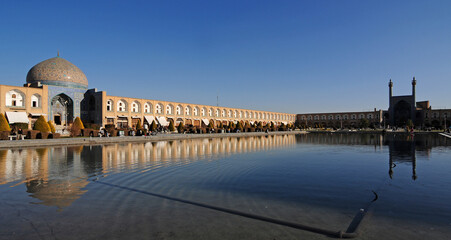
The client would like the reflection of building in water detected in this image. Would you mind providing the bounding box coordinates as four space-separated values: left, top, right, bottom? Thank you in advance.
385 134 418 180
101 135 296 172
0 135 296 208
0 146 89 210
295 133 384 147
296 133 451 180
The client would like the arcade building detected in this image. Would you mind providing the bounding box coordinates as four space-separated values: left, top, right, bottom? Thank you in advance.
0 55 296 133
296 78 450 129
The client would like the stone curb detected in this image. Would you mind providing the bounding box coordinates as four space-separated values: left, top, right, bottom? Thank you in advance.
0 131 305 149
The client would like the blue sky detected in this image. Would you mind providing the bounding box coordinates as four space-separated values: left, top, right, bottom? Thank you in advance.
1 0 450 113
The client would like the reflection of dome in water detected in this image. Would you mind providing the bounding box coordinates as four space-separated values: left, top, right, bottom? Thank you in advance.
26 179 88 209
26 56 88 89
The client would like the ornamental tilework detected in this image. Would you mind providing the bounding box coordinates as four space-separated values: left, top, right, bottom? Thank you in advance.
47 86 87 121
26 57 88 89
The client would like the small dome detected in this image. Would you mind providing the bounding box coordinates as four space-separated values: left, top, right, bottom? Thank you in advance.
26 56 88 89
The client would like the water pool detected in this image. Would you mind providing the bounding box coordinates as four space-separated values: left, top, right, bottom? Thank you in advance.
0 133 450 239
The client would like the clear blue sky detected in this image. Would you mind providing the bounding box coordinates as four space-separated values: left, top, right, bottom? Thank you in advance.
1 0 450 113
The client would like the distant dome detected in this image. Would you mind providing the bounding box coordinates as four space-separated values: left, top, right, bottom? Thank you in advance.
26 56 88 89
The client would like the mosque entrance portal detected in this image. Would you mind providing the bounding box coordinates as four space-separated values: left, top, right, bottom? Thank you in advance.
51 94 73 126
393 100 411 127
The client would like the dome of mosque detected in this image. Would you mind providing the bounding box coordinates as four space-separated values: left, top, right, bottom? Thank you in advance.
26 56 88 89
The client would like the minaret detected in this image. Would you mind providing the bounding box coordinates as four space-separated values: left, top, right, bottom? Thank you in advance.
389 79 393 101
388 79 393 126
411 77 417 124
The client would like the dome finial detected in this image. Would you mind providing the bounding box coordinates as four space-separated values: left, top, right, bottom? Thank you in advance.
57 50 60 57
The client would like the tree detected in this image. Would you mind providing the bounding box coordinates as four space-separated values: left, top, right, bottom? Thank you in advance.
73 117 85 129
236 121 243 131
150 120 157 131
0 113 11 132
406 119 414 129
218 122 224 129
48 120 56 133
168 120 175 132
359 118 369 129
136 119 143 130
33 116 51 132
207 122 213 129
177 122 185 133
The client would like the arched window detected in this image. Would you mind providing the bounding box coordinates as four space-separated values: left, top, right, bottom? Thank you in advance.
117 100 127 112
228 110 232 118
185 106 191 116
308 115 312 120
245 112 248 118
208 108 213 117
6 90 25 107
367 114 373 119
176 105 182 115
314 115 319 120
249 112 253 119
222 109 226 117
193 107 199 116
31 94 41 108
336 115 341 120
215 109 219 117
131 101 140 113
201 108 206 117
351 114 356 120
239 111 243 118
359 114 364 119
166 104 174 115
107 100 113 111
258 113 261 119
343 115 348 120
156 103 163 114
329 115 333 120
144 102 152 113
234 110 237 118
321 115 326 120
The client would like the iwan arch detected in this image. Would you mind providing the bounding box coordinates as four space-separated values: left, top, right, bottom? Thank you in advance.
0 55 295 131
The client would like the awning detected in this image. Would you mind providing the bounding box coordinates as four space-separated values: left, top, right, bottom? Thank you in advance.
30 113 47 117
282 121 288 125
202 119 210 126
250 121 254 125
6 112 29 124
105 116 115 119
131 116 141 119
144 115 156 124
157 116 169 127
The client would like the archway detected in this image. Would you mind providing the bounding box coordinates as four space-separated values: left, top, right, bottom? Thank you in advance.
51 94 73 126
393 100 411 127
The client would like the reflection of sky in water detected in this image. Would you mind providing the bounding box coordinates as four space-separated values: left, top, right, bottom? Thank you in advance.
0 133 451 239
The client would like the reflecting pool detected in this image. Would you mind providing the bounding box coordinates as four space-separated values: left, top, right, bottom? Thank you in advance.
0 133 450 239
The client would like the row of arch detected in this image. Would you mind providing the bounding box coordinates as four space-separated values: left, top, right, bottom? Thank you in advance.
5 89 42 108
299 113 379 121
107 99 295 121
425 112 449 119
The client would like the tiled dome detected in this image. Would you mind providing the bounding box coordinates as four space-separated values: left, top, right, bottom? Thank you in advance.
26 56 88 89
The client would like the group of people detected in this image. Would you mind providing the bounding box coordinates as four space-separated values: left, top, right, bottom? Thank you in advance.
9 127 24 140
